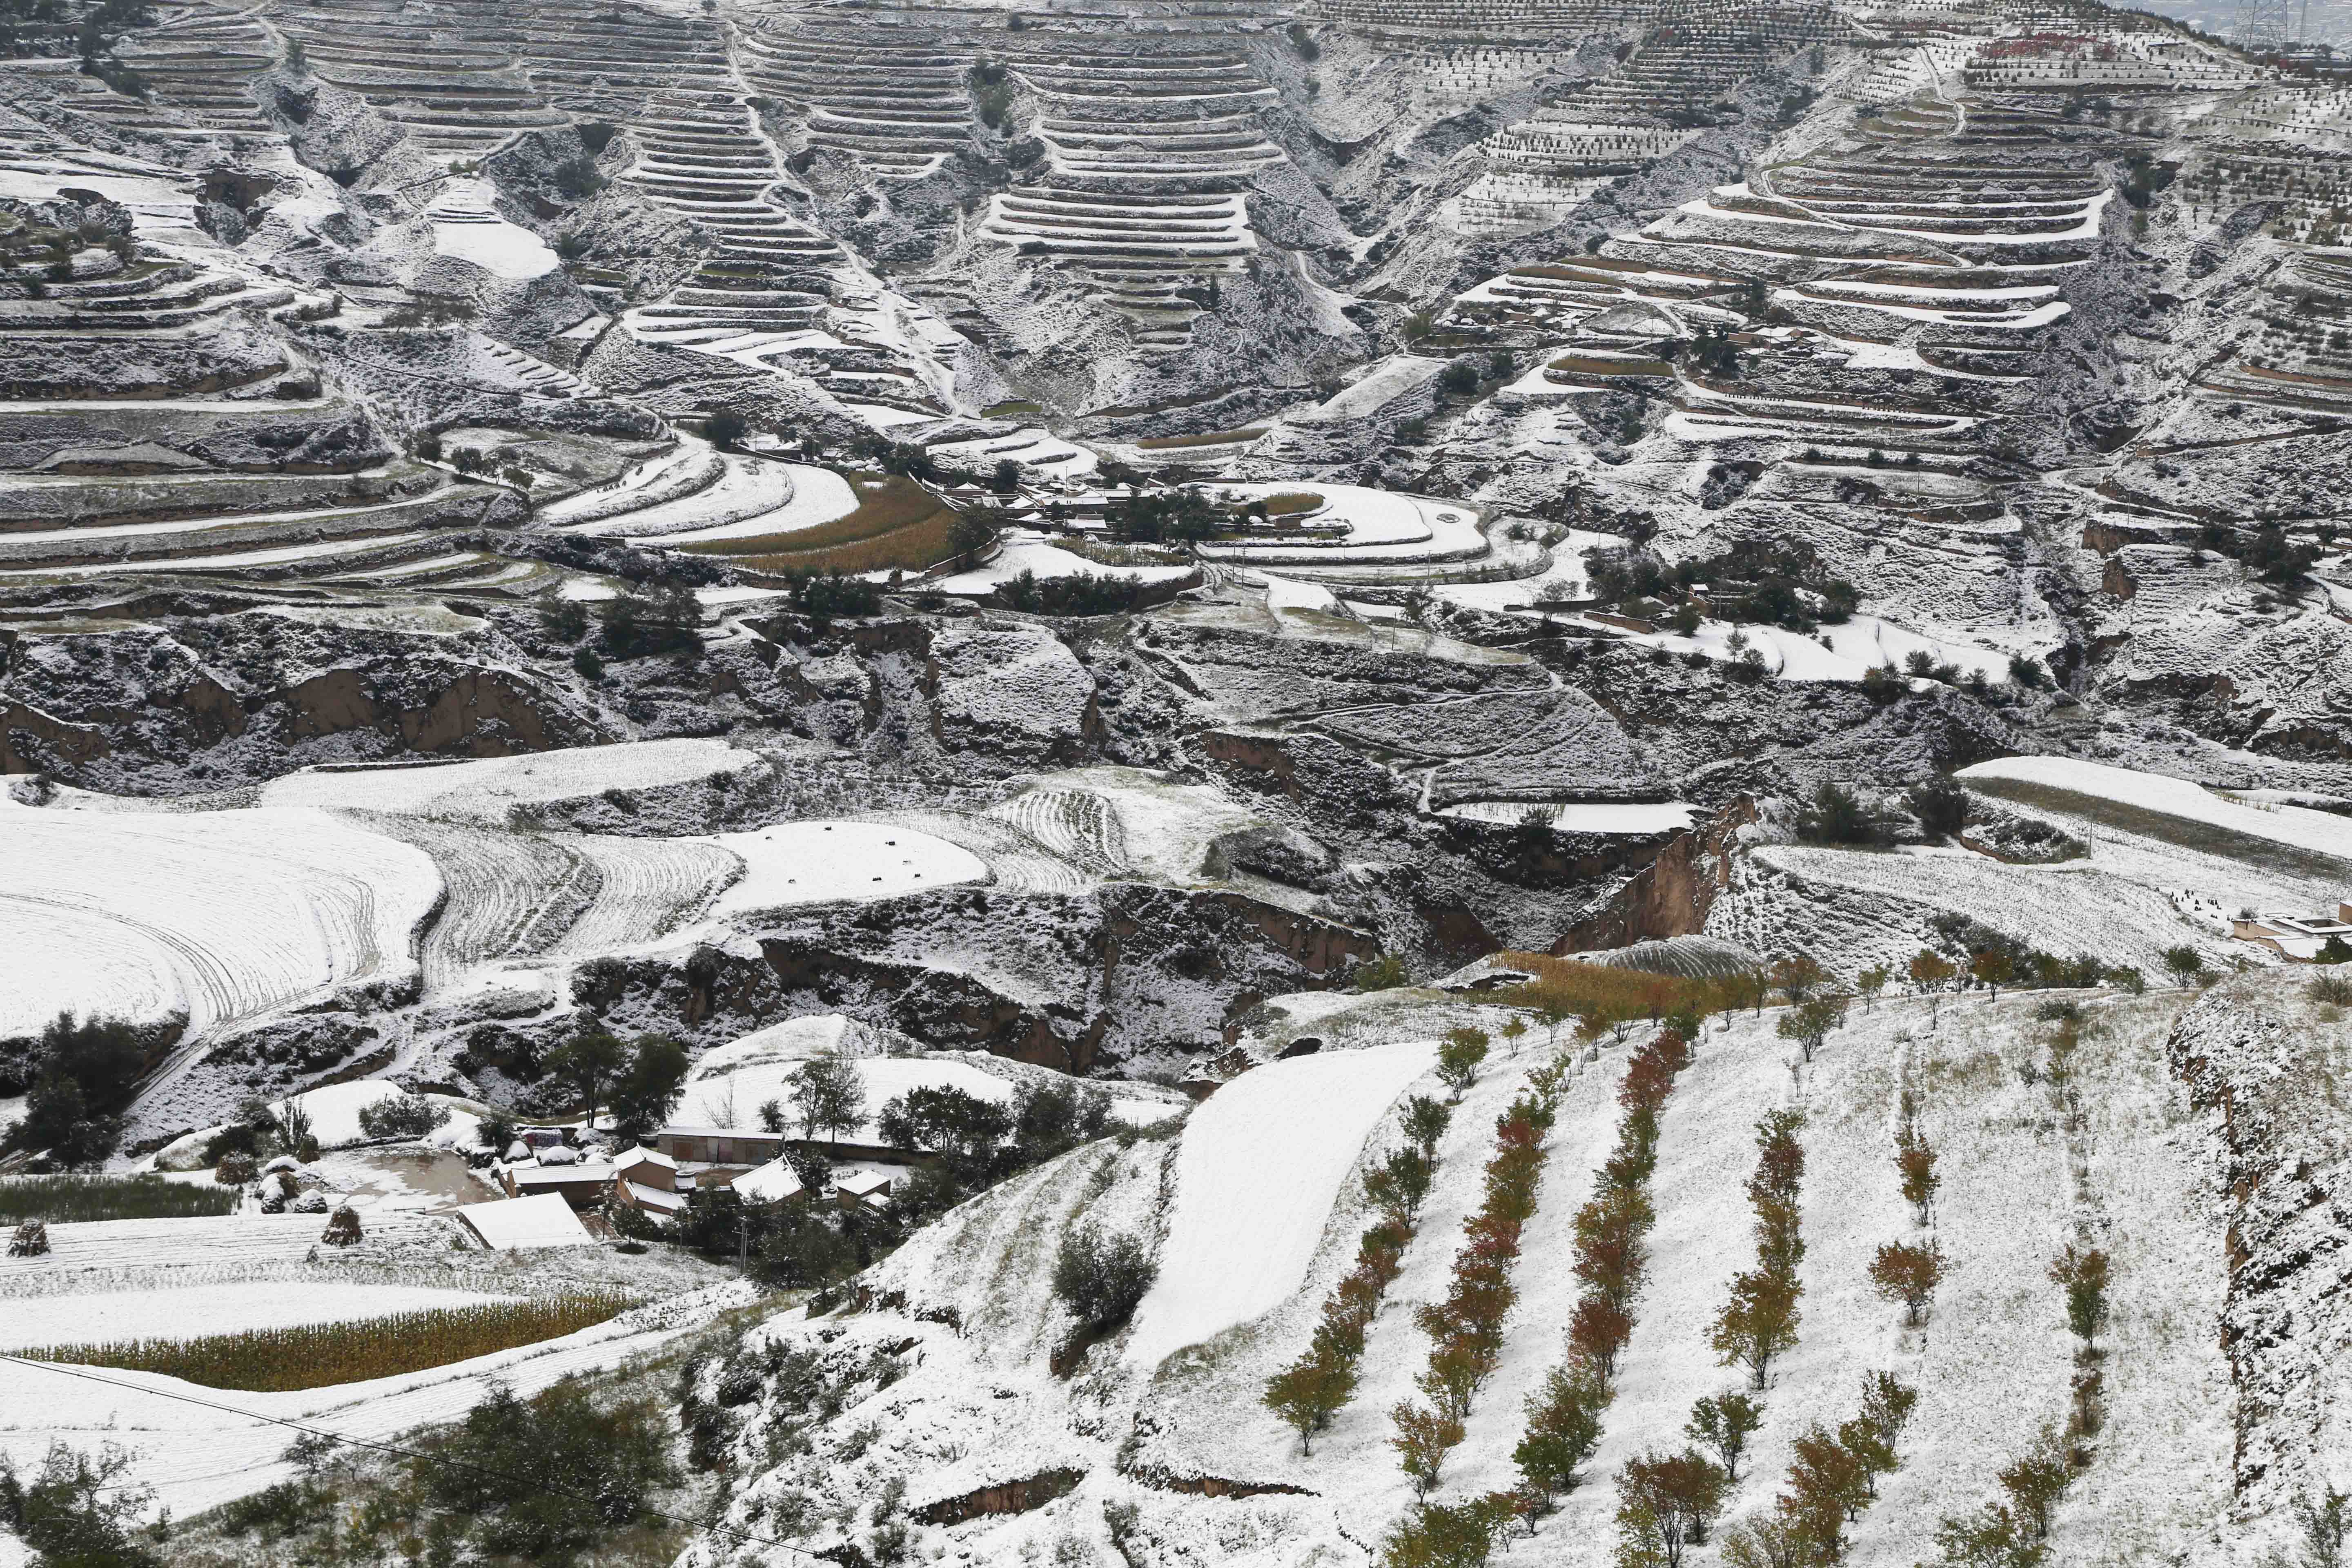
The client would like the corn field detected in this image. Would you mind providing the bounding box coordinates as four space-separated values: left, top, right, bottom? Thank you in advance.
17 1290 637 1392
0 1175 241 1225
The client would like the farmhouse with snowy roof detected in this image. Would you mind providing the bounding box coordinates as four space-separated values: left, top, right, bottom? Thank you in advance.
500 1152 619 1208
610 1145 690 1219
2231 908 2352 962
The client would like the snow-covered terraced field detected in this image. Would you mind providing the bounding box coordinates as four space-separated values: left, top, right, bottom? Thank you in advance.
549 835 741 954
862 808 1095 895
0 1279 755 1521
261 740 762 824
1196 486 1487 567
0 799 440 1042
987 787 1133 875
0 1281 519 1350
1441 800 1697 833
1724 844 2238 976
0 1212 450 1279
1125 1039 1436 1370
1007 767 1268 887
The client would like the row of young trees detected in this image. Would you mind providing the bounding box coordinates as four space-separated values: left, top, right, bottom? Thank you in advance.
1381 1022 1696 1566
1710 1110 1808 1391
1263 1090 1454 1452
1553 1027 1700 1563
1930 1004 2117 1566
1718 1371 1921 1566
1385 1042 1575 1544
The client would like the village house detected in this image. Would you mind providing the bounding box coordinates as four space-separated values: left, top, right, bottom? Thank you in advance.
609 1145 691 1220
2231 902 2352 962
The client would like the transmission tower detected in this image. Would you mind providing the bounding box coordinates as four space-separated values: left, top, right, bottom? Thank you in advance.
2234 0 2296 50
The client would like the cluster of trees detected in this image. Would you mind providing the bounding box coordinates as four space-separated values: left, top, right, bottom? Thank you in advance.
1710 1110 1807 1389
0 1013 150 1167
1931 1427 2081 1566
1719 1372 1919 1565
1264 1091 1452 1452
993 568 1163 618
657 1069 1128 1291
2198 519 2322 586
538 583 702 666
545 1031 690 1142
1051 1223 1157 1336
356 1091 450 1143
199 1379 674 1566
1583 538 1859 634
0 1441 164 1568
1107 488 1230 546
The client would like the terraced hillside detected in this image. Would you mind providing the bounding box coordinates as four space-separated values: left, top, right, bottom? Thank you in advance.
672 965 2347 1568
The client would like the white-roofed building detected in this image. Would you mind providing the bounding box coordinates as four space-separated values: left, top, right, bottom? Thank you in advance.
455 1193 595 1250
732 1157 809 1206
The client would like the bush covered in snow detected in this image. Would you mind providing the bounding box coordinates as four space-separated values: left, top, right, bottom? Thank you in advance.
356 1092 451 1142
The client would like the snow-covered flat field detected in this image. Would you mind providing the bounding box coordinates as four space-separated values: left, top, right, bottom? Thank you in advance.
1125 1040 1436 1370
258 739 761 823
706 821 990 915
1441 800 1697 833
0 1281 518 1350
1959 755 2352 864
934 532 1196 597
0 798 440 1042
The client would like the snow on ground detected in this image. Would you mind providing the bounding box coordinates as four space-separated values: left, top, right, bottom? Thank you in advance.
1430 527 1619 613
269 1082 487 1153
1606 613 2018 683
0 797 439 1042
1959 755 2352 864
1125 1040 1437 1370
428 181 558 278
1291 354 1446 423
998 766 1268 888
258 739 761 823
679 1054 1014 1136
1257 572 1347 616
0 1281 518 1350
1197 486 1486 565
679 1015 1182 1133
1718 844 2241 978
0 1213 451 1278
647 464 858 544
1440 800 1697 833
932 531 1196 597
0 1279 755 1521
705 821 989 916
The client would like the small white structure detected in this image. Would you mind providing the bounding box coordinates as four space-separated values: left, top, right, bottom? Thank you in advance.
454 1193 595 1250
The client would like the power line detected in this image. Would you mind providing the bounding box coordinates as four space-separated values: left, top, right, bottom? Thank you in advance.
0 1354 821 1561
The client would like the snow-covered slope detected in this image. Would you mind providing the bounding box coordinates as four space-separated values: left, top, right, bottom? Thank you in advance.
677 971 2318 1568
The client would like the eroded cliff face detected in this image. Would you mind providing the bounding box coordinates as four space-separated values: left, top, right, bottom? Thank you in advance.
2167 976 2352 1528
0 610 609 792
1551 796 1757 952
